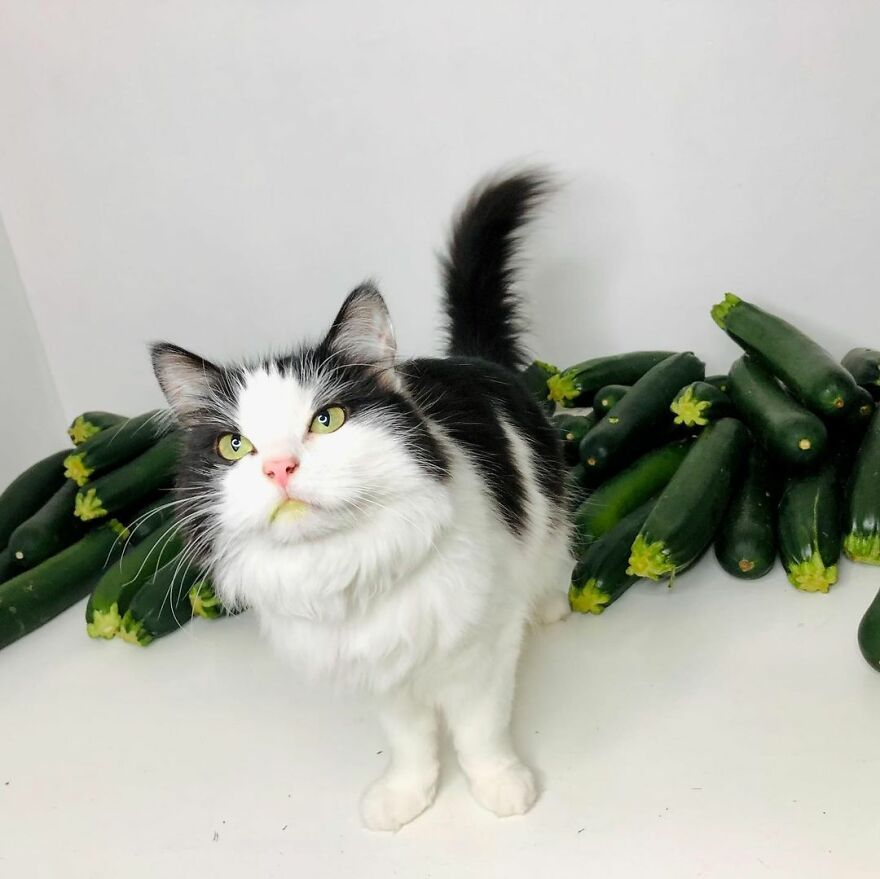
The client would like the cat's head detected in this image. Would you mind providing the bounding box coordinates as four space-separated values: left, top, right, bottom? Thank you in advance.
151 284 447 595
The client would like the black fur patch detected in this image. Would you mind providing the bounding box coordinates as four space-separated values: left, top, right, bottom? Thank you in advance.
402 357 564 535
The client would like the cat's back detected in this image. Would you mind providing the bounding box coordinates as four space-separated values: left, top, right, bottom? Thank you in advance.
401 356 565 536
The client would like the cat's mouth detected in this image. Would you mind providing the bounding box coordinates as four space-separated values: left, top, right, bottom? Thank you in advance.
269 498 310 523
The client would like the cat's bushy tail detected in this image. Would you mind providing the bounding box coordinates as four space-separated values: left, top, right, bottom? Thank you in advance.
440 169 552 371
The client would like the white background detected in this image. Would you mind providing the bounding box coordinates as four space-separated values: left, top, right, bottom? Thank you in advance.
1 2 879 877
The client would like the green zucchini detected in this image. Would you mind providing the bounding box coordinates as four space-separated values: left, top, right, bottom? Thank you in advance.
0 523 123 651
8 482 87 569
74 433 181 522
670 381 733 429
553 412 598 464
189 580 232 619
843 409 880 564
714 448 777 579
705 374 730 394
627 418 750 580
727 356 827 468
0 548 15 585
548 351 676 407
0 449 69 548
858 586 880 672
67 411 126 446
778 463 841 593
63 410 168 486
842 348 880 400
573 441 690 553
85 506 180 639
847 386 876 430
520 360 558 403
579 353 705 478
569 499 654 614
592 385 630 417
712 293 861 418
118 556 199 646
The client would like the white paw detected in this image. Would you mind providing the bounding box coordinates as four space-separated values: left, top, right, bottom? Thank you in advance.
536 590 570 625
469 762 537 817
360 775 437 832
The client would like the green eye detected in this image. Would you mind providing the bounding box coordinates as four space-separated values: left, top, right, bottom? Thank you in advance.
310 406 346 434
217 433 255 461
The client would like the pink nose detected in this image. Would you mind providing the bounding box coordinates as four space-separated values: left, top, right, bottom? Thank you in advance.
262 456 299 490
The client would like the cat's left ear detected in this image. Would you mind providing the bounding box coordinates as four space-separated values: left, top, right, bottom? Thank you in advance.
325 283 400 389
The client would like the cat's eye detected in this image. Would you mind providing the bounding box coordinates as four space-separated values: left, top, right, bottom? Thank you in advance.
217 433 255 461
309 406 346 435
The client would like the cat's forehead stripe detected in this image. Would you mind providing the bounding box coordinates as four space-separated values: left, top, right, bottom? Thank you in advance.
235 367 318 451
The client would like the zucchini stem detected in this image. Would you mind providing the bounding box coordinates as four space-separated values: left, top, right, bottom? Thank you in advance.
547 372 580 404
710 292 741 329
86 603 122 639
63 453 94 487
627 535 675 580
568 580 611 615
844 533 880 565
74 488 108 522
786 552 838 593
670 385 711 427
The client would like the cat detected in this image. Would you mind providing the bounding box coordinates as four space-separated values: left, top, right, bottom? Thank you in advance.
151 170 573 832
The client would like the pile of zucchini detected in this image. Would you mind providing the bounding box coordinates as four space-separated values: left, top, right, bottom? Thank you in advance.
0 411 232 652
532 294 880 673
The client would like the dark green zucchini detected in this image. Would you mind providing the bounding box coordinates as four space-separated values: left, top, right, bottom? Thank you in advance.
592 385 630 417
569 499 654 614
0 449 69 548
778 463 841 592
520 360 558 403
670 381 733 429
712 293 861 418
858 586 880 672
847 386 876 431
842 348 880 400
74 434 181 522
727 355 827 468
85 504 180 639
627 418 750 580
8 482 87 569
0 548 15 585
572 441 690 553
579 353 705 478
0 524 122 651
705 374 730 394
63 410 168 486
67 411 126 446
554 412 598 464
118 556 199 646
843 409 880 564
548 351 676 407
714 448 777 579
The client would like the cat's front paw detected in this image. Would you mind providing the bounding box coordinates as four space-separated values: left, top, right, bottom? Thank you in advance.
360 774 438 832
469 762 537 817
535 589 570 625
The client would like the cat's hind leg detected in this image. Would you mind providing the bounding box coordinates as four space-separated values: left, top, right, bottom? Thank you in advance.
532 530 573 625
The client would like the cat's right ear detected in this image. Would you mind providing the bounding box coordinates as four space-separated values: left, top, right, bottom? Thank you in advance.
151 342 222 423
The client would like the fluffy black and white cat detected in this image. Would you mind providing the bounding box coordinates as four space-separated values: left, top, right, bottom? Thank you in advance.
151 171 573 831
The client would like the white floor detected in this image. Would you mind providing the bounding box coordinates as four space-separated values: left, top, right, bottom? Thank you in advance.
1 556 878 879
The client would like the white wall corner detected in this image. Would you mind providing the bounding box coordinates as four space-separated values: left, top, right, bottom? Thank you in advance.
0 211 68 485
